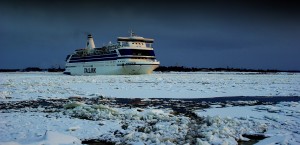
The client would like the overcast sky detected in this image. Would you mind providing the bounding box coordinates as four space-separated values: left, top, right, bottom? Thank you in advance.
0 0 299 70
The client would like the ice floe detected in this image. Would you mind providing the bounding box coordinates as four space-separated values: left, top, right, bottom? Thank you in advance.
195 101 300 145
3 100 297 144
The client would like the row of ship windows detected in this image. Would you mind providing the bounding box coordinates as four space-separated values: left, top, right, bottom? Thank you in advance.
132 42 144 45
120 42 152 48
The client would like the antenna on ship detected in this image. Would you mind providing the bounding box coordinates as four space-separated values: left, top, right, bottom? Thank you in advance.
129 30 136 37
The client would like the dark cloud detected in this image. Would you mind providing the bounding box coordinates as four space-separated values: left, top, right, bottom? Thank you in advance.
0 0 299 70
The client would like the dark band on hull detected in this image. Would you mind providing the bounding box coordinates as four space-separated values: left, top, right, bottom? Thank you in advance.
68 56 156 63
63 72 71 75
69 57 117 63
117 39 153 43
71 54 118 60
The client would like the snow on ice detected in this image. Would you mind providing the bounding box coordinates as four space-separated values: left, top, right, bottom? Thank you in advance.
0 72 300 100
196 101 300 145
0 102 265 145
1 72 300 144
1 100 299 145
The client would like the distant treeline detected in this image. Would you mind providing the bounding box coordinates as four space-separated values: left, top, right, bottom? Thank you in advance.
154 66 300 73
0 67 65 72
0 66 299 73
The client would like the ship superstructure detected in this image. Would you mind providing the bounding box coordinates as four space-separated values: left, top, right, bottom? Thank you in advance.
64 32 160 75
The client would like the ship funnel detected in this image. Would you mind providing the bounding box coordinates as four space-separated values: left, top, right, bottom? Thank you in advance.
86 34 96 49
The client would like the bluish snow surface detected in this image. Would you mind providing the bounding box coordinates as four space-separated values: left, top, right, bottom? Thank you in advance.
1 72 300 100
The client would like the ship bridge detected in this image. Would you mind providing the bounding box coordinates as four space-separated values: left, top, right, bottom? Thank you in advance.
117 32 154 48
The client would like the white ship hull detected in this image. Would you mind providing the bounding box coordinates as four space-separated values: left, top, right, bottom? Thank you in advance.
64 59 159 75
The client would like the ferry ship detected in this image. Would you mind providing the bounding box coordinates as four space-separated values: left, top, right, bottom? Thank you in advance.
64 32 160 75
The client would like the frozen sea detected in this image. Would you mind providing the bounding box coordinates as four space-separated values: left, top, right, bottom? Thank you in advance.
0 72 300 145
1 72 300 100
